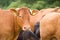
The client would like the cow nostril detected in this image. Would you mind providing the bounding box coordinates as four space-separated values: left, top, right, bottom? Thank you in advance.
23 26 31 31
19 16 21 17
24 27 26 29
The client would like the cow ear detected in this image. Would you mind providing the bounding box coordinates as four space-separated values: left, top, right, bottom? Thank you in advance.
32 10 37 16
32 12 36 16
10 8 19 16
32 10 39 16
30 9 36 15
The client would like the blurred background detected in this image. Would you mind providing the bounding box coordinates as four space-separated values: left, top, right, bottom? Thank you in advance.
0 0 60 10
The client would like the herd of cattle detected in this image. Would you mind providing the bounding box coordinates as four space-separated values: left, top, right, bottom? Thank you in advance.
0 7 60 40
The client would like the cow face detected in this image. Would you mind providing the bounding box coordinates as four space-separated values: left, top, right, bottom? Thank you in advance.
10 7 32 31
18 7 31 30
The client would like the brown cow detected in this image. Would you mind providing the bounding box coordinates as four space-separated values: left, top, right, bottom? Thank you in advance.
40 12 60 40
10 7 40 40
0 8 23 40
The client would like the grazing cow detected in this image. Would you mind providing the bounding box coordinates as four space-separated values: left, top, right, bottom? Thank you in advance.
40 12 60 40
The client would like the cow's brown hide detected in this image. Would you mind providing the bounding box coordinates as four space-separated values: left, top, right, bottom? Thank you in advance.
0 9 22 40
0 9 15 40
40 12 60 40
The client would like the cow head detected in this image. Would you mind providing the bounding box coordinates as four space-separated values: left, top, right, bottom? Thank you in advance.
17 7 40 40
10 7 32 31
10 7 40 40
17 7 31 30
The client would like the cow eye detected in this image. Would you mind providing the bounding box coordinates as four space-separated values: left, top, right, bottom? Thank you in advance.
19 16 23 19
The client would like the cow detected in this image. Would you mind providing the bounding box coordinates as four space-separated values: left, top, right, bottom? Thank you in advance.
0 8 23 40
40 12 60 40
10 8 39 40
